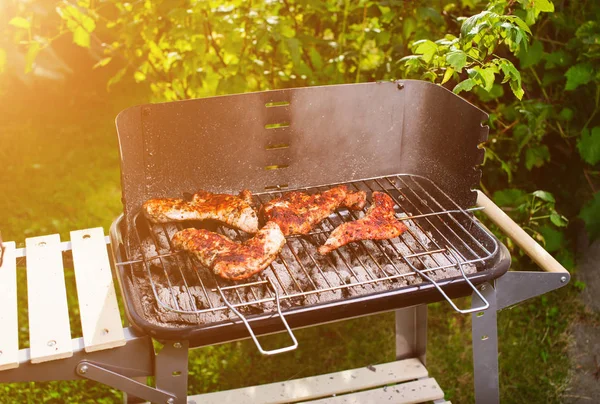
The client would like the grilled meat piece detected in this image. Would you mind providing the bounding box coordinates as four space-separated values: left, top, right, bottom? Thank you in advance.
143 190 259 233
260 185 367 236
318 192 407 254
171 222 285 280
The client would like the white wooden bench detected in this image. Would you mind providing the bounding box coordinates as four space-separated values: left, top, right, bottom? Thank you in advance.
188 358 447 404
0 227 449 404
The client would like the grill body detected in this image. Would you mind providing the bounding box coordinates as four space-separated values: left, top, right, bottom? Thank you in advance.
109 80 509 345
110 214 509 345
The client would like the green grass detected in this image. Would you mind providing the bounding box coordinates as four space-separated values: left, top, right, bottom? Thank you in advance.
0 89 584 403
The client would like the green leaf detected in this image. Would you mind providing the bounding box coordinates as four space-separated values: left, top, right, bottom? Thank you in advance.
308 47 323 70
401 55 422 73
577 127 600 165
421 70 437 82
579 191 600 240
461 11 498 38
446 51 467 72
473 66 496 92
25 42 41 73
498 59 523 99
285 38 302 66
413 40 437 63
565 63 594 91
376 31 391 47
73 26 91 48
506 15 532 35
525 145 550 170
509 79 524 99
498 60 517 81
280 23 295 38
493 189 527 207
134 71 146 83
576 21 600 40
544 50 571 69
93 57 112 69
475 83 504 102
57 4 96 49
532 190 555 203
533 0 555 13
518 40 543 69
107 67 127 90
9 17 31 29
402 17 417 40
550 212 568 227
558 108 574 122
453 78 477 94
442 67 454 84
538 226 563 253
216 74 247 95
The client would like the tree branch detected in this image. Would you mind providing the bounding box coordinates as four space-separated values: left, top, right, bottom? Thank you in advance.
584 169 597 193
203 10 227 68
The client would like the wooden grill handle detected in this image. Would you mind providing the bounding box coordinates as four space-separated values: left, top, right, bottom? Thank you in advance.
476 190 569 274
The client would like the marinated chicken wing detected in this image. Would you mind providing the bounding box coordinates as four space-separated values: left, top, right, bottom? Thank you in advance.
143 190 259 234
260 185 367 236
171 222 285 280
318 192 407 254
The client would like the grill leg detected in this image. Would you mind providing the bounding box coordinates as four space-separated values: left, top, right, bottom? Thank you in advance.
395 305 427 364
154 340 189 404
471 282 499 404
121 317 151 404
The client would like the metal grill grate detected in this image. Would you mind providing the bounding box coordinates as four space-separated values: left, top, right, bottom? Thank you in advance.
117 174 498 319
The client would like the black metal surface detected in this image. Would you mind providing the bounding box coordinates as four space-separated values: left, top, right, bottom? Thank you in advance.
115 81 487 242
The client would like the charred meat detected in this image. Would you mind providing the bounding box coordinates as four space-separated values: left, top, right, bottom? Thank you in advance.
318 192 407 254
143 190 259 234
260 185 367 236
171 222 285 280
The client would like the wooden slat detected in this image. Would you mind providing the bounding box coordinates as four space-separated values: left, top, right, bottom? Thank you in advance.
306 378 444 404
189 358 429 404
0 242 19 371
71 228 125 352
26 234 73 363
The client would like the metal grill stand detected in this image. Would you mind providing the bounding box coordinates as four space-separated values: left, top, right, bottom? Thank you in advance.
0 273 568 404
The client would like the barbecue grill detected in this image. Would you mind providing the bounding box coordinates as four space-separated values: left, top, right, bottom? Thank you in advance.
0 80 570 403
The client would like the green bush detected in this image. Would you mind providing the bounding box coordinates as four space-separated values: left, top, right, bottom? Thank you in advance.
5 0 598 256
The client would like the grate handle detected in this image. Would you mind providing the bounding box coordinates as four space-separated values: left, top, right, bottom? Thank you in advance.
216 278 298 355
404 248 489 314
476 191 569 274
